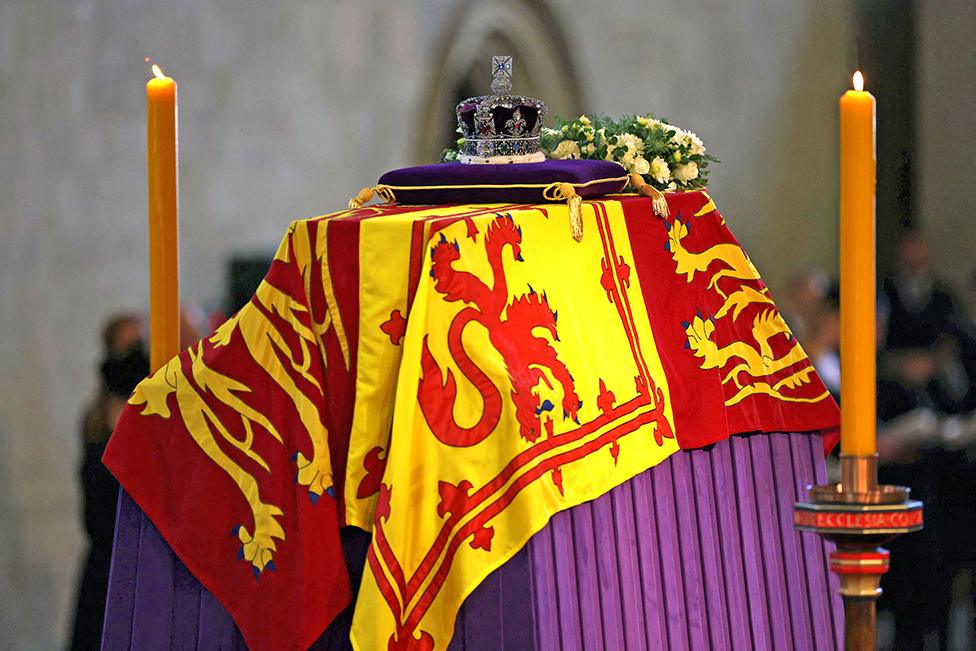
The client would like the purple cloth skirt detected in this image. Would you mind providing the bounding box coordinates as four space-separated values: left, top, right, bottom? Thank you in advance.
102 432 842 650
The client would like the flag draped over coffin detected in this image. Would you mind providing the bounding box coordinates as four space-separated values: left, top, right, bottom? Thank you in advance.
104 191 839 651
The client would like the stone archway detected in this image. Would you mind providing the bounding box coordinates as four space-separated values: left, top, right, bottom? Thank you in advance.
414 0 585 163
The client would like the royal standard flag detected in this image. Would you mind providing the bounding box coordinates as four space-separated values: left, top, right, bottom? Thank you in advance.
105 191 838 651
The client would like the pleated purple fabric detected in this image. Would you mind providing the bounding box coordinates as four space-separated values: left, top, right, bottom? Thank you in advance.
102 432 842 650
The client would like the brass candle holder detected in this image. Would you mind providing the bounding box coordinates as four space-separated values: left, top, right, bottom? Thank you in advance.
794 454 923 650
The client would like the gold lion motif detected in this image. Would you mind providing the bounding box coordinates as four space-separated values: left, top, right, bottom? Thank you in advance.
128 222 337 574
666 206 828 406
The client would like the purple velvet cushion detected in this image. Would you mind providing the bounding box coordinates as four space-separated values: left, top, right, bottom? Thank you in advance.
377 159 628 205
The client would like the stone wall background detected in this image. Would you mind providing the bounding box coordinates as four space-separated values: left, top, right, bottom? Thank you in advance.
917 0 976 291
1 1 966 648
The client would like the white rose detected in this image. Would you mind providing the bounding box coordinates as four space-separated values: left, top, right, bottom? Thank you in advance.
649 156 671 184
666 181 677 191
673 161 699 183
552 140 581 160
631 156 650 175
616 133 644 154
583 143 596 156
669 128 688 146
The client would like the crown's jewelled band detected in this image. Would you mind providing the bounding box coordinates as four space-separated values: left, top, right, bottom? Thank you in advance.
462 135 541 158
459 152 546 165
464 136 540 143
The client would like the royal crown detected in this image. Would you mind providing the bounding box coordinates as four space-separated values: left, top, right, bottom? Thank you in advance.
456 56 548 163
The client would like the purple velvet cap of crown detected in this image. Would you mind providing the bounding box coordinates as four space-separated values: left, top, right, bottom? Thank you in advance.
378 159 628 205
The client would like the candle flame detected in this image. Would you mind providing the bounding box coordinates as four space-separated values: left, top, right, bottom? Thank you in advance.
853 70 864 92
152 64 166 80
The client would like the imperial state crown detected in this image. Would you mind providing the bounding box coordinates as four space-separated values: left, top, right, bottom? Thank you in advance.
456 55 547 163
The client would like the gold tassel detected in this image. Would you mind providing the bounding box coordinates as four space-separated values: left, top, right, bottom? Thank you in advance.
568 194 583 242
629 174 669 218
544 182 585 242
348 187 374 209
348 185 396 209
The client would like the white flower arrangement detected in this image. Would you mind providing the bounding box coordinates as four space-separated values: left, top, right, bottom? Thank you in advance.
542 114 716 191
442 113 716 192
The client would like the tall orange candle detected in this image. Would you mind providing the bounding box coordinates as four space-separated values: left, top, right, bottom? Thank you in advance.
146 64 180 372
839 71 877 457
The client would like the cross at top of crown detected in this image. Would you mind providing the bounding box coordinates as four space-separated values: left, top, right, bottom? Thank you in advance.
490 55 513 95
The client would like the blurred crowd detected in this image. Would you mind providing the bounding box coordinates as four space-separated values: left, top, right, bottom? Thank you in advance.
783 231 976 650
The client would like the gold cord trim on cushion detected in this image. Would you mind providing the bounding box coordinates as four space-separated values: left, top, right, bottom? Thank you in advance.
374 186 396 204
628 174 670 218
346 175 631 242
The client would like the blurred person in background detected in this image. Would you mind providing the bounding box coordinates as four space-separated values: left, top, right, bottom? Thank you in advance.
877 230 973 650
801 290 841 401
68 308 204 648
68 314 149 650
877 347 958 649
883 230 961 350
943 266 976 648
68 307 203 649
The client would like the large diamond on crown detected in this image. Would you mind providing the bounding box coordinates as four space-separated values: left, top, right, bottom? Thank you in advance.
456 56 548 163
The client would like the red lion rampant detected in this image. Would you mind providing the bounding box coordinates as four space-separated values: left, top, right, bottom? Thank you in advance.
418 213 580 447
